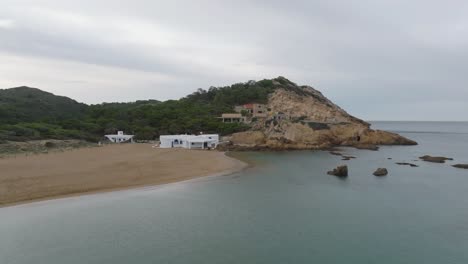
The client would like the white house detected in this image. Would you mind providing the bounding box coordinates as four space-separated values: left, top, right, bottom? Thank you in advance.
159 134 219 149
105 131 134 143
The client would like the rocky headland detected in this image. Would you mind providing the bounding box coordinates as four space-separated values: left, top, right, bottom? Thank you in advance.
220 77 417 151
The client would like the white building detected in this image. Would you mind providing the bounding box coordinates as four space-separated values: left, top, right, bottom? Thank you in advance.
159 134 219 149
105 131 134 143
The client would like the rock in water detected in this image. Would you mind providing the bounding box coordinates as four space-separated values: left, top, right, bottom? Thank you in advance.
373 168 388 176
396 162 419 167
419 155 453 163
354 144 379 151
453 164 468 169
327 165 348 177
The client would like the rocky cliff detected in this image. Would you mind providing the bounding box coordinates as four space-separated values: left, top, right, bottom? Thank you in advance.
223 77 416 150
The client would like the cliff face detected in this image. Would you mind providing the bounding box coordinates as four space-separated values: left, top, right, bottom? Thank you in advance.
226 78 416 150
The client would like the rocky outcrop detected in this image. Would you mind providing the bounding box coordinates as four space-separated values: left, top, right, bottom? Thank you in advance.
227 77 416 150
230 131 266 146
342 155 356 161
396 162 419 167
373 168 388 176
419 155 453 163
452 164 468 169
327 165 348 178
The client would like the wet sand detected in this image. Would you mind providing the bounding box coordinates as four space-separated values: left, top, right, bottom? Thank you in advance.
0 144 246 207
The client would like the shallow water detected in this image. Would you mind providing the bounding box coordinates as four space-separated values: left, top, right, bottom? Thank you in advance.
1 122 468 264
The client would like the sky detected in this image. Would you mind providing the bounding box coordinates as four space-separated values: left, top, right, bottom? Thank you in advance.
0 0 467 121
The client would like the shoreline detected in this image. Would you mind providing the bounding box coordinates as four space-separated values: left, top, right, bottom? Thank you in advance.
0 144 249 208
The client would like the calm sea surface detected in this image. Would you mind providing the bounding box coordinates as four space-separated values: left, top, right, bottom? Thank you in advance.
1 122 468 264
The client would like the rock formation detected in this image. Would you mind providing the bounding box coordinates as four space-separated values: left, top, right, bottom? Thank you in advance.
396 162 419 167
419 155 453 163
373 168 388 176
327 165 348 177
227 77 417 150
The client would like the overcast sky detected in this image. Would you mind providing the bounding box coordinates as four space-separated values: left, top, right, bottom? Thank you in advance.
1 0 467 120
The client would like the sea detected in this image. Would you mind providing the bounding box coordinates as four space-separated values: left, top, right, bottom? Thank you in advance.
1 121 468 264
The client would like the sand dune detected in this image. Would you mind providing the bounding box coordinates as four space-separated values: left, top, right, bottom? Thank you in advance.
0 144 245 207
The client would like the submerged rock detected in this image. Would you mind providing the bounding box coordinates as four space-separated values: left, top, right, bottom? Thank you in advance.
373 168 388 176
396 162 419 167
329 151 343 156
419 155 453 163
327 165 348 177
452 164 468 169
354 144 379 151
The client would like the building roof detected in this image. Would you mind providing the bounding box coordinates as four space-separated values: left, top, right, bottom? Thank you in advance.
105 134 134 138
221 113 244 118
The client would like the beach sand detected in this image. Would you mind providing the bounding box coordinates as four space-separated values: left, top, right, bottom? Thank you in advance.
0 144 246 207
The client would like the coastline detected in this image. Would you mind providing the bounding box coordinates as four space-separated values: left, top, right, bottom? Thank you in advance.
0 144 248 208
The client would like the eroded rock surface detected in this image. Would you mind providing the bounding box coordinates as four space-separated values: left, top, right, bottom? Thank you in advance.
228 77 417 150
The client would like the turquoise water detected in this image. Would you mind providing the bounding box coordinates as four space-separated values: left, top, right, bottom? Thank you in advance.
1 122 468 264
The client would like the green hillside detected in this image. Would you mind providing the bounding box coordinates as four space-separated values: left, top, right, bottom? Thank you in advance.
0 86 88 124
0 77 295 142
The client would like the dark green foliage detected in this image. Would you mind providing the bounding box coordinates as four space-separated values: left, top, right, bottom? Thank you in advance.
0 77 297 141
0 123 98 142
0 86 88 124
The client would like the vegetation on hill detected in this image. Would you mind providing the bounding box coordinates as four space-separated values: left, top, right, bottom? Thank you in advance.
0 77 292 142
0 86 88 124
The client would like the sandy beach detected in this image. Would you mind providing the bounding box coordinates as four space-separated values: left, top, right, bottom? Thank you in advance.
0 144 246 207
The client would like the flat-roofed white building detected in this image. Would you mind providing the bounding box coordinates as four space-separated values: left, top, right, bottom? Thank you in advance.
105 131 134 143
159 134 219 149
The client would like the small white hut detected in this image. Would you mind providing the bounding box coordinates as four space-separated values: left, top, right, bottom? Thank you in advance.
159 134 219 149
105 131 134 143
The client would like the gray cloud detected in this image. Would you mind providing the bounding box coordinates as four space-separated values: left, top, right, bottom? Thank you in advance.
1 0 467 120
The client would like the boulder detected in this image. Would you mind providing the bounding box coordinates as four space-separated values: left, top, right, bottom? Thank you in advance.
373 168 388 176
419 155 453 163
327 165 348 177
452 164 468 169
